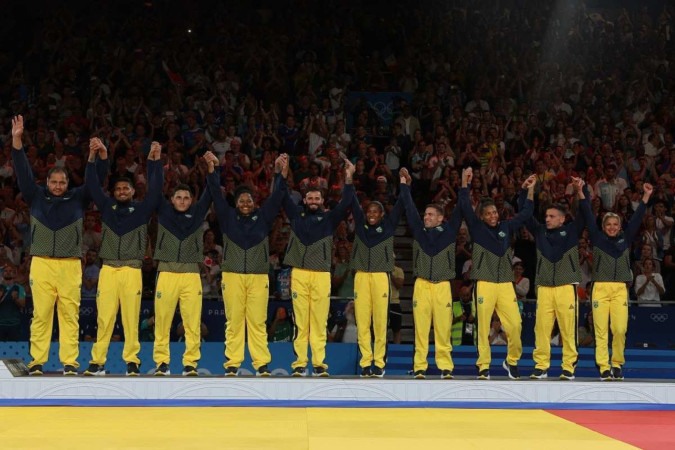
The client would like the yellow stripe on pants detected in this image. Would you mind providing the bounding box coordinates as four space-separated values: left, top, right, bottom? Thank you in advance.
591 282 629 372
533 285 578 373
354 271 390 369
222 272 271 370
90 265 142 365
412 278 453 372
291 268 331 370
153 272 203 368
28 257 82 367
475 280 522 371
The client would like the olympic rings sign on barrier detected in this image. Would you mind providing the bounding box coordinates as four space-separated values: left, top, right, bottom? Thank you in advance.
650 313 669 323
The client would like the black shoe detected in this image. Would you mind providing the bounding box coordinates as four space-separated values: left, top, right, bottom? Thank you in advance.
63 365 78 376
560 370 575 381
256 365 271 377
83 364 105 376
600 370 612 381
611 366 624 381
360 366 372 378
126 362 140 377
182 366 198 377
154 363 170 376
28 364 43 376
224 366 238 377
312 366 330 377
291 367 307 377
477 369 490 380
371 366 385 378
413 370 426 379
441 369 454 380
530 368 548 380
502 361 520 380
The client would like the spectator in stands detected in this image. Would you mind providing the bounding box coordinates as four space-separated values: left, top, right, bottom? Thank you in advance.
81 213 102 255
635 258 665 307
451 285 475 347
512 261 529 313
488 313 507 345
175 320 209 343
389 261 405 345
578 313 595 348
81 249 101 299
331 240 354 300
0 265 26 341
328 300 357 344
267 306 293 343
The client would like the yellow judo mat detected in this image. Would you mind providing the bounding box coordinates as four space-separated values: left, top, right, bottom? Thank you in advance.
0 407 635 449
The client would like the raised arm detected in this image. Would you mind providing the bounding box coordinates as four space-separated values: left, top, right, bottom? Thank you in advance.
203 150 232 228
260 154 289 224
515 175 539 232
577 178 601 239
398 168 425 241
143 141 165 211
508 175 536 233
458 167 480 228
625 183 653 241
193 155 213 220
568 177 586 237
10 116 37 203
327 159 355 227
385 188 406 230
85 138 112 209
351 190 366 228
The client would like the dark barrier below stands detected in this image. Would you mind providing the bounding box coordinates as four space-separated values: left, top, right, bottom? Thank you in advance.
10 298 675 349
0 342 672 379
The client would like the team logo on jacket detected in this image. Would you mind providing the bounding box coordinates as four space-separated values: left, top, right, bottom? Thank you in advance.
185 214 193 218
412 300 417 308
593 300 599 308
618 239 625 244
129 207 135 213
560 231 567 237
112 205 117 210
446 302 451 308
156 291 162 299
376 226 383 233
292 291 298 299
436 226 444 232
478 297 484 304
252 215 258 221
498 231 506 238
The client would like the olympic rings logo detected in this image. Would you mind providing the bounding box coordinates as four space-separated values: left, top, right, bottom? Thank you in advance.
650 313 669 323
80 307 95 316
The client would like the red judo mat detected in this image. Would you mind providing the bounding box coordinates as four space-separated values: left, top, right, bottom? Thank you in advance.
548 410 675 450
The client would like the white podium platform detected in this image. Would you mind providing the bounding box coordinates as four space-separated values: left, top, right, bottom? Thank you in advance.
2 359 674 408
